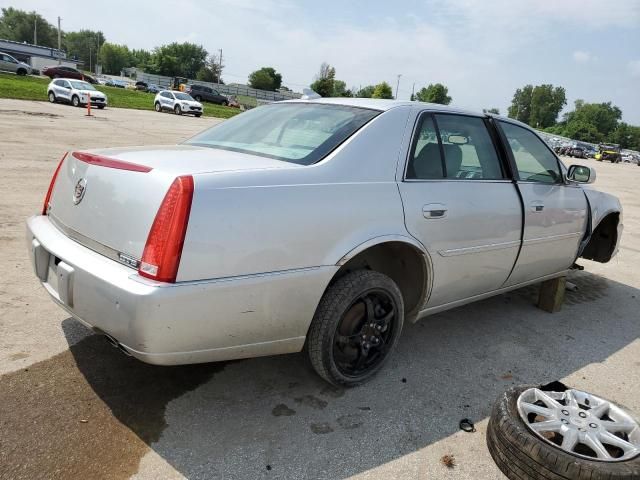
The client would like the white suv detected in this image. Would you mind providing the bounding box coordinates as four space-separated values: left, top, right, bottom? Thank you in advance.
154 90 203 117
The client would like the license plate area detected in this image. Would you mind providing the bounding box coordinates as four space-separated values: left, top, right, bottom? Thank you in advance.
44 252 75 307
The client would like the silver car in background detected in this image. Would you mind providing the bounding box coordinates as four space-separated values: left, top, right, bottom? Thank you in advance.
26 99 622 386
0 51 32 75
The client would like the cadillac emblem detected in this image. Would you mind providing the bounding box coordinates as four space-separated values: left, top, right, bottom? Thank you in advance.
73 178 87 205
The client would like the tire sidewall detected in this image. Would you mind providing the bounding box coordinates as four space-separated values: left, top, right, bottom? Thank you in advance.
310 270 404 386
154 102 161 112
48 92 56 103
72 95 80 107
174 105 181 115
488 385 640 479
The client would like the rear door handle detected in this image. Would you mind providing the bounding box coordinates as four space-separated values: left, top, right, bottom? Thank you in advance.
423 203 448 219
530 202 545 213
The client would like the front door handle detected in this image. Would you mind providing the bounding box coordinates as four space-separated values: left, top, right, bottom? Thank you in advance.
423 203 448 219
530 202 545 213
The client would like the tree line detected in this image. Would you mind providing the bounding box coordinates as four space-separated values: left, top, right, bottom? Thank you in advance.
507 83 639 150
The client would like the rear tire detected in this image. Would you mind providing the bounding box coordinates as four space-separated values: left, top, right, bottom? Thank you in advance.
17 68 27 76
98 105 105 109
307 270 404 387
48 92 56 103
72 95 80 107
195 114 202 118
174 105 182 115
194 95 202 102
222 100 229 106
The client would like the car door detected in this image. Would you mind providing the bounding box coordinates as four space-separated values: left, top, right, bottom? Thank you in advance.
59 80 73 101
497 120 588 286
398 111 522 308
0 54 16 72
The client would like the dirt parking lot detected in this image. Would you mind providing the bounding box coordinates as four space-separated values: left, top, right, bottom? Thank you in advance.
1 99 639 480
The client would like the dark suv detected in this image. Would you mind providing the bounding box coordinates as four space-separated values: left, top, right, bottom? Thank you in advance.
186 85 229 105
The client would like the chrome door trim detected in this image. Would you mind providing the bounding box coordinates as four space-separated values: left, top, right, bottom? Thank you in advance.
523 232 583 246
438 240 521 257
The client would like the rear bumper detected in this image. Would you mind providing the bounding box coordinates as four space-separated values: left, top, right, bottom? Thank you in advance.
27 215 336 365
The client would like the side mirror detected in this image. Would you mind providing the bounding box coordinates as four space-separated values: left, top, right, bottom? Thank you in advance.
567 164 596 184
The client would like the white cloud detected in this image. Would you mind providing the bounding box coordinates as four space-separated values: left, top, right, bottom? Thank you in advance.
573 51 591 63
629 60 640 77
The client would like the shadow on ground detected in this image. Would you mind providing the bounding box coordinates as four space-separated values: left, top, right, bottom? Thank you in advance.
0 270 638 480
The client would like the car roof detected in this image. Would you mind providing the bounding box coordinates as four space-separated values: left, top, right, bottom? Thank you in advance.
280 97 531 127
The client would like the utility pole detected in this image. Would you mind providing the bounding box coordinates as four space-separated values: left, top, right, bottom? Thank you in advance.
34 18 37 44
57 17 62 65
395 74 402 100
89 45 92 73
218 48 223 86
411 82 415 101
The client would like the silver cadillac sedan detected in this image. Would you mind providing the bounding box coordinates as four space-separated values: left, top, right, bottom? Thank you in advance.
27 98 622 386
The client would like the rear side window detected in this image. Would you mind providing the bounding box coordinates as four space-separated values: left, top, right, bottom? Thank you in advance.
186 103 380 165
500 121 562 184
407 113 504 180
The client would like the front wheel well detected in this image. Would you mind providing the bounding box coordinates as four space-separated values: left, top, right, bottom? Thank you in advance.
328 241 428 320
581 212 620 263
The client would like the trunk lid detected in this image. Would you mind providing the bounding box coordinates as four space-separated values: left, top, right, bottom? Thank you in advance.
48 145 294 264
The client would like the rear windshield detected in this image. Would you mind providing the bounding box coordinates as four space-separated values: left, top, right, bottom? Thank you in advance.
185 103 380 165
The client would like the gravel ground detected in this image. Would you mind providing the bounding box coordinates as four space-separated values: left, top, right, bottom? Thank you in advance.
0 99 638 480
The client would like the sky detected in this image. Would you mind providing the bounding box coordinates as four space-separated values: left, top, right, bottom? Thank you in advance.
4 0 640 123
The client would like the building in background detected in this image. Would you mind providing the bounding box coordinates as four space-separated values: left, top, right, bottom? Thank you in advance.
0 38 79 72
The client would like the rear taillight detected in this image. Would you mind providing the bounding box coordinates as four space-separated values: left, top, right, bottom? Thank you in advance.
139 175 194 283
42 152 68 215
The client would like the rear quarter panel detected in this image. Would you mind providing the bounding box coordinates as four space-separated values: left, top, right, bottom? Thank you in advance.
178 105 413 281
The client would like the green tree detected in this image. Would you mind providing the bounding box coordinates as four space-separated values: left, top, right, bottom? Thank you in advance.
415 83 452 104
98 43 132 75
563 100 622 138
130 48 153 70
196 53 224 83
508 84 566 128
529 85 566 128
332 80 353 97
483 107 500 115
0 7 58 47
248 67 282 91
507 85 534 124
64 30 106 72
372 82 394 99
563 120 603 143
310 62 335 97
148 42 208 78
356 85 375 98
610 123 640 150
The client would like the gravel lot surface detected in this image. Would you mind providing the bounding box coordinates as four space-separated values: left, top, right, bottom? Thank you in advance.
1 99 638 480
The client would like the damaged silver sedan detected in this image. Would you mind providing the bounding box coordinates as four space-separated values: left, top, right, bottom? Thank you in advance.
27 98 622 386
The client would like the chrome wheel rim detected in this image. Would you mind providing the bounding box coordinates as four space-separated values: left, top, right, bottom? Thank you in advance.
517 388 640 462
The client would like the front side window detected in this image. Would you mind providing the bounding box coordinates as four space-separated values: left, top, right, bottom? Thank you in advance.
70 81 95 90
174 92 194 101
186 103 380 165
407 113 504 180
500 121 561 184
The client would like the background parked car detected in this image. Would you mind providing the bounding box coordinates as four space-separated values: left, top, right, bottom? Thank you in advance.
0 51 32 75
134 81 148 91
185 84 229 105
595 144 622 163
154 90 203 116
567 146 586 158
47 78 108 109
42 65 96 84
146 84 161 94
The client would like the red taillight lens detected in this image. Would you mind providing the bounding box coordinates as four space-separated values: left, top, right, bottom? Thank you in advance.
139 175 194 283
42 152 68 215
